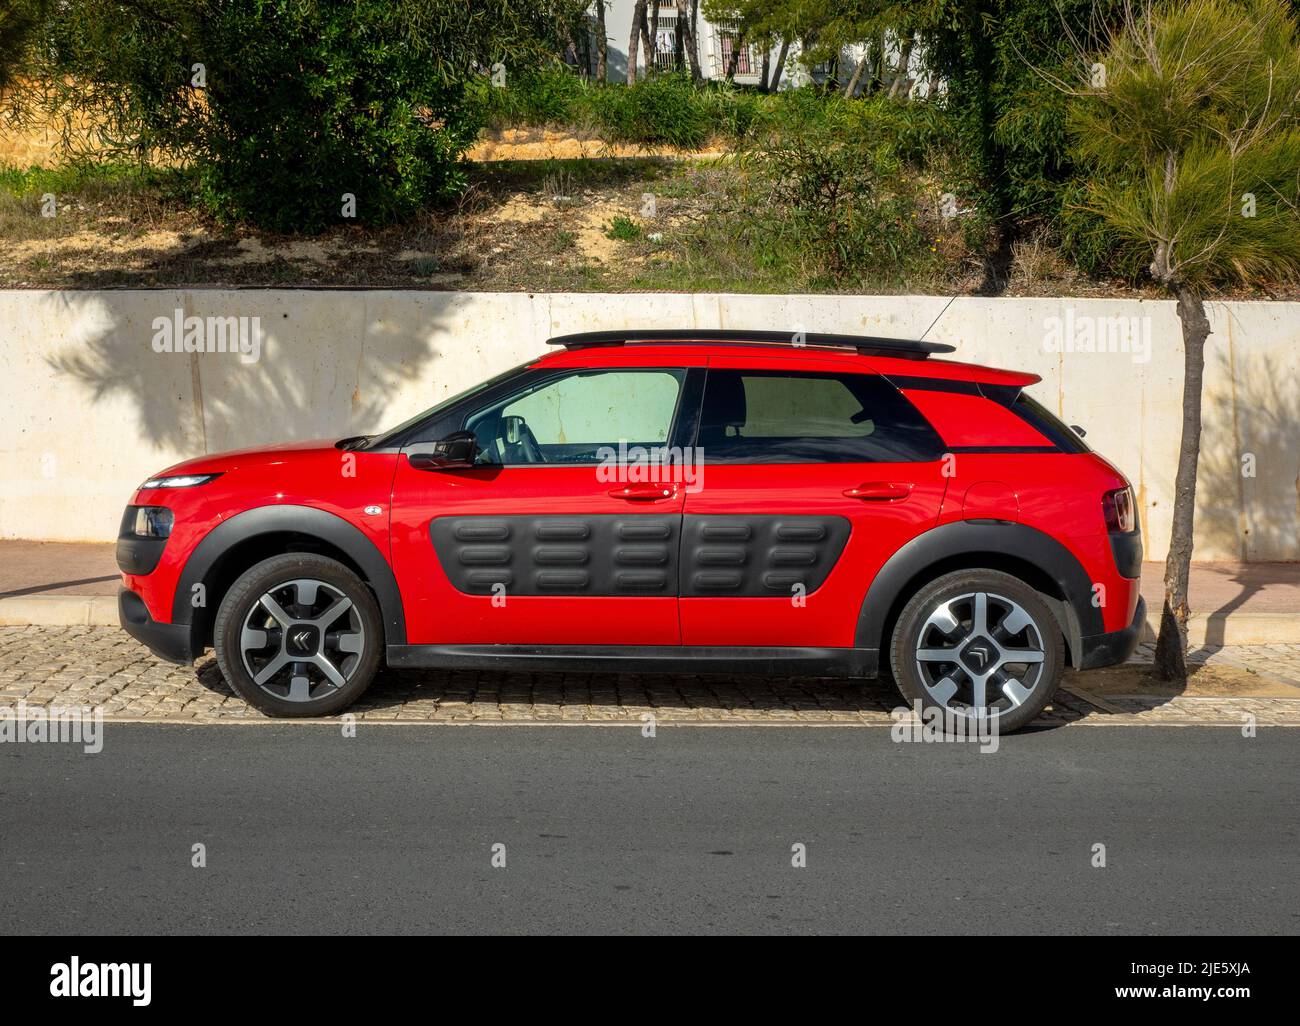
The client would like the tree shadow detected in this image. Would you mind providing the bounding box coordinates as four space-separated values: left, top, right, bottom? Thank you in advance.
42 288 455 456
1190 341 1300 649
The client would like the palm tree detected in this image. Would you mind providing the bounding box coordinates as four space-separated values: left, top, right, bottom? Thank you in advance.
1065 0 1300 679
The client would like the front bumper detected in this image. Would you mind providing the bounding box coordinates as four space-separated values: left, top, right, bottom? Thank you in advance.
119 588 197 665
1076 595 1146 670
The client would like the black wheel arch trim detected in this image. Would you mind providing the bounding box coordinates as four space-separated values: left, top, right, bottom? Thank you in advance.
854 520 1104 664
171 505 407 645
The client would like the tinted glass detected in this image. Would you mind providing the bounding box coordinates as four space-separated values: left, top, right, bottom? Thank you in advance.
697 370 943 463
1012 393 1091 453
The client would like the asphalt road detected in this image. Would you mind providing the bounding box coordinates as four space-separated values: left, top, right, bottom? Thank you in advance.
1 724 1296 934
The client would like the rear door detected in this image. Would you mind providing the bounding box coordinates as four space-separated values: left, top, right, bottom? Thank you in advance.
680 357 951 648
390 361 702 646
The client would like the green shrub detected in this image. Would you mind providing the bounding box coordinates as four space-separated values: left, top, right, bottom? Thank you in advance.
1054 181 1150 282
606 216 642 241
657 94 942 292
31 0 572 232
592 74 714 148
471 66 586 130
0 160 150 196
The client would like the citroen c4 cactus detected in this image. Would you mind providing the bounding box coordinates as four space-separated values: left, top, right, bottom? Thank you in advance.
117 329 1144 732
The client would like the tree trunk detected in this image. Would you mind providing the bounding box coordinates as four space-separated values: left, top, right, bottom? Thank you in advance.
628 0 645 82
844 52 868 97
888 34 915 98
725 33 742 81
683 0 702 81
1152 286 1211 681
639 6 653 77
768 38 790 92
862 31 884 93
649 2 661 75
559 20 579 70
595 1 608 83
759 45 771 93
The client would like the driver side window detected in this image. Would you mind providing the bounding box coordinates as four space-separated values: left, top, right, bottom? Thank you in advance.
464 369 685 466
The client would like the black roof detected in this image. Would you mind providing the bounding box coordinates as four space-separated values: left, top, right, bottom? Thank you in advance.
545 328 955 360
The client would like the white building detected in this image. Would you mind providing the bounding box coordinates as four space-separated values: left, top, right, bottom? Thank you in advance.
582 2 819 89
577 3 927 95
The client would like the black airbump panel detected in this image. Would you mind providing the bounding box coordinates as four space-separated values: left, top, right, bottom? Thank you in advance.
430 515 680 596
680 516 850 597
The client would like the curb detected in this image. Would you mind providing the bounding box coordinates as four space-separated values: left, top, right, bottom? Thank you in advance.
0 595 119 627
1139 614 1299 646
0 595 1295 644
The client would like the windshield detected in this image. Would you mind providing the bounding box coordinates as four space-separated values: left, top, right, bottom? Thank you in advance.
364 360 534 449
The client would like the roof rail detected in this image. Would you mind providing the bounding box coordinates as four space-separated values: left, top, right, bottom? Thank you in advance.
545 329 955 360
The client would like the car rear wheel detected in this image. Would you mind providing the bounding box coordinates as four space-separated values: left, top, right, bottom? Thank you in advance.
889 569 1065 734
214 553 382 718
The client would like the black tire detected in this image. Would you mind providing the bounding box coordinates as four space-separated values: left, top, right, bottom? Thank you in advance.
213 553 382 718
889 569 1065 734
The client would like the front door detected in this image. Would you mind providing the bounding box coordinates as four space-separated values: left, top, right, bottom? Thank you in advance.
390 364 699 645
680 358 951 648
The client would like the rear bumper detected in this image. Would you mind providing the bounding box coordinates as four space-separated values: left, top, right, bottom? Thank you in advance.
119 588 196 665
1109 528 1143 578
1076 596 1146 670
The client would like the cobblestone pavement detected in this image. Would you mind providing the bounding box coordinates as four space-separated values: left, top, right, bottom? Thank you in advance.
1 626 1298 726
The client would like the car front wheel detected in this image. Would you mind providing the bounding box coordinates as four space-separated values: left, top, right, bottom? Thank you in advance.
213 553 382 718
889 569 1065 734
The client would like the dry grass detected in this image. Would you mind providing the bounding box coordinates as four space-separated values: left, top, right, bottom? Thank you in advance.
1010 234 1072 288
0 153 701 290
2 124 1298 297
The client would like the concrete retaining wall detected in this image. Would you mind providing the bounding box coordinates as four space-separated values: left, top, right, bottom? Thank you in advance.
1 289 1297 561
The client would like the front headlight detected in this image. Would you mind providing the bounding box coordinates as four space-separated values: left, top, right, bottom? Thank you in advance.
131 506 174 538
139 473 221 489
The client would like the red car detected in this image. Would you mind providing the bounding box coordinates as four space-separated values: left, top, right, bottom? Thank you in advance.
117 329 1144 731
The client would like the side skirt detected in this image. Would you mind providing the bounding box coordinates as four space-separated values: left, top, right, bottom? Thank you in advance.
386 644 879 679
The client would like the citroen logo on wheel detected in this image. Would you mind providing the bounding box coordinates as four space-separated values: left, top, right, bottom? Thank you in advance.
285 625 320 655
959 638 996 675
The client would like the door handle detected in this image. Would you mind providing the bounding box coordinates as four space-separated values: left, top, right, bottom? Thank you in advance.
609 484 677 501
843 481 913 501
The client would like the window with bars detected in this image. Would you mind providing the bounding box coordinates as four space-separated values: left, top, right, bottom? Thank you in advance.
651 9 680 71
712 19 753 76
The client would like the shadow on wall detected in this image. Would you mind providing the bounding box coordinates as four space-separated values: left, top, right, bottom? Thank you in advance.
603 45 629 85
1194 346 1300 643
44 291 454 457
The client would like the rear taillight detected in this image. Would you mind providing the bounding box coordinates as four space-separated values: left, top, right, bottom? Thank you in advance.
1103 487 1136 533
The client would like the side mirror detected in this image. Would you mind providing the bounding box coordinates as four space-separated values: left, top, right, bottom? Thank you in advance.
407 431 478 471
1070 424 1087 438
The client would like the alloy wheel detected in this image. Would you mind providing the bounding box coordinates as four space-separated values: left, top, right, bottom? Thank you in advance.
913 590 1047 716
239 578 366 704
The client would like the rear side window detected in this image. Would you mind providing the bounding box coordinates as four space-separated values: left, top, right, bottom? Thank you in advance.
696 370 944 463
1011 393 1091 453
